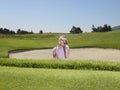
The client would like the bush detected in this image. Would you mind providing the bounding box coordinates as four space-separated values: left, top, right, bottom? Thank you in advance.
0 58 120 71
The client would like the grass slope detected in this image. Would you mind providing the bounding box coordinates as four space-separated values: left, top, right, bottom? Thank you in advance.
0 66 120 90
0 30 120 57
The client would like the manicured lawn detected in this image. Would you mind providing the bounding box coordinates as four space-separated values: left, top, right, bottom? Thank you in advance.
0 30 120 57
0 66 120 90
0 31 120 90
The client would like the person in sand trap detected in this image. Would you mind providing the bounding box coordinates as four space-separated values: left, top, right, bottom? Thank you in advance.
53 35 70 60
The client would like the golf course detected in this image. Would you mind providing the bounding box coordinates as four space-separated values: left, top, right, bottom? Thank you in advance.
0 30 120 90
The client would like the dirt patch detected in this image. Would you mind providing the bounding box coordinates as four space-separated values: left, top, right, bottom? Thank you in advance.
9 48 120 61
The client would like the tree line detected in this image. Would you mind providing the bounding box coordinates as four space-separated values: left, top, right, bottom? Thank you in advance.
69 24 112 34
0 24 112 34
92 24 112 32
17 29 34 34
0 28 15 34
0 27 43 34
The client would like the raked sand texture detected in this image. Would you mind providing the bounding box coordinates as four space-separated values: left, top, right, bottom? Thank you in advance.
9 48 120 61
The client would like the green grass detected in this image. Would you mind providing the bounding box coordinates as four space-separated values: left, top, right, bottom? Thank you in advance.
0 31 120 90
0 66 120 90
0 30 120 57
0 34 57 57
0 58 120 71
68 30 120 48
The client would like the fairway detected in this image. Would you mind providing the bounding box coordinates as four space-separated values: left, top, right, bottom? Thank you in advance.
0 31 120 90
0 66 120 90
1 0 120 90
1 30 120 58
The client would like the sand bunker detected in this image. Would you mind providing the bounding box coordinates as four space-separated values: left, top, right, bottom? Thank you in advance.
9 48 120 61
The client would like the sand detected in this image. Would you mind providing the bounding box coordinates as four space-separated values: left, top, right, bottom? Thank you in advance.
9 48 120 61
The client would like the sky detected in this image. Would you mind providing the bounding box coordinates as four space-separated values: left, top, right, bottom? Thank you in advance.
0 0 120 33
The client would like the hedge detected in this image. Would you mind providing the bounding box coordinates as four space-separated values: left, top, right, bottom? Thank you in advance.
0 58 120 71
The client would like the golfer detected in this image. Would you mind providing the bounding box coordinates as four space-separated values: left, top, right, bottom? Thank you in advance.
53 35 69 60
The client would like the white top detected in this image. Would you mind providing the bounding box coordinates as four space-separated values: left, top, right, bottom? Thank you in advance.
53 45 69 60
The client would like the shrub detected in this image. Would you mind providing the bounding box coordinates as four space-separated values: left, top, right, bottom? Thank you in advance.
0 58 120 71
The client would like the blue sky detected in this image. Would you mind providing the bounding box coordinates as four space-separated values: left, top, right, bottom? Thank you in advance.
0 0 120 33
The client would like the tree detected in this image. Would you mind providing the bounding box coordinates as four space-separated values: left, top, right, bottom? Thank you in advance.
0 27 15 34
92 25 97 32
108 25 112 31
70 26 83 34
29 30 34 34
76 27 83 33
92 24 112 32
0 28 4 34
70 26 76 34
3 28 9 34
17 29 29 34
104 24 108 32
17 29 21 34
10 31 15 34
39 30 43 34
